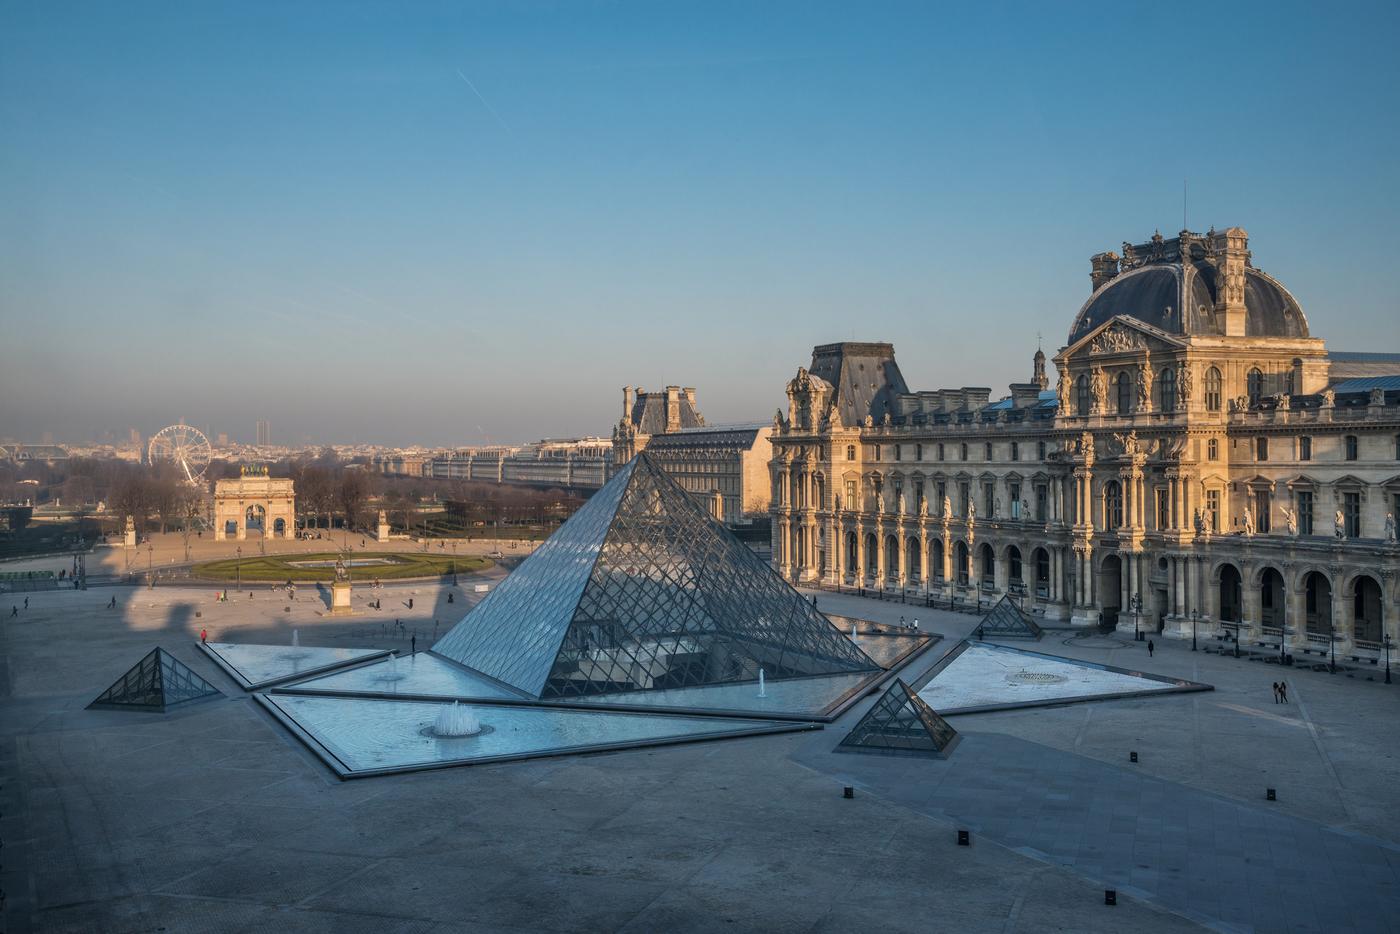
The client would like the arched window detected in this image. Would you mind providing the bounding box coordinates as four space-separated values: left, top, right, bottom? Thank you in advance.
1158 367 1176 412
1205 367 1223 411
1076 374 1091 416
1116 372 1132 414
1103 481 1123 529
1247 367 1264 401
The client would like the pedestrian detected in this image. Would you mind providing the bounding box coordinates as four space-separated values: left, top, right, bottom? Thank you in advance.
912 618 919 630
249 592 253 599
1279 681 1289 703
447 592 454 603
24 596 29 609
11 605 17 617
408 597 414 610
411 634 417 654
1147 639 1154 657
1272 682 1280 704
200 627 208 643
899 615 905 627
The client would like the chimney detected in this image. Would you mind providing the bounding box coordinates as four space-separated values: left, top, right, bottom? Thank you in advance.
665 386 681 433
1090 251 1120 292
683 387 697 408
1211 227 1250 336
622 386 633 422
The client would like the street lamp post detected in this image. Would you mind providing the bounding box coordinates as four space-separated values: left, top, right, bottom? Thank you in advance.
1131 592 1143 642
236 545 242 591
1385 634 1393 685
1191 608 1199 651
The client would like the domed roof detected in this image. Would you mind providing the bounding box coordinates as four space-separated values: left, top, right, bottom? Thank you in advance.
1068 255 1308 345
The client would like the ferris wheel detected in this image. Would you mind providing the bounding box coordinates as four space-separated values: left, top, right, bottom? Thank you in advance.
148 424 213 484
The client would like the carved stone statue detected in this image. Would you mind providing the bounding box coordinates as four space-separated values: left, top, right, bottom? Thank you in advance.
1114 430 1139 457
1371 387 1386 406
863 414 874 428
1090 366 1107 410
1335 509 1346 540
1386 512 1396 543
1193 507 1206 536
896 488 906 515
1136 363 1152 408
834 492 842 513
1056 369 1070 410
1242 505 1254 537
334 555 349 582
942 495 952 519
1177 361 1192 403
875 487 884 514
1284 506 1297 536
1078 431 1095 457
967 498 976 522
1321 387 1336 407
918 495 928 518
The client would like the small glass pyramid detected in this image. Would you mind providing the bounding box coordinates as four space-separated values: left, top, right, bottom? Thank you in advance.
87 647 223 712
434 452 878 699
836 678 959 758
976 595 1043 640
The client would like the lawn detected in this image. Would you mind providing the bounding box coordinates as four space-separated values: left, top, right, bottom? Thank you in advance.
191 552 492 583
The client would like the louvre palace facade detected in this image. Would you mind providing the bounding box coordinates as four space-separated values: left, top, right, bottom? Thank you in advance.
769 227 1400 655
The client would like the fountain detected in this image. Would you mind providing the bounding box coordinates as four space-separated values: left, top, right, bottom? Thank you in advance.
432 701 483 737
282 627 310 660
851 622 857 640
758 668 767 698
292 629 300 648
376 652 407 683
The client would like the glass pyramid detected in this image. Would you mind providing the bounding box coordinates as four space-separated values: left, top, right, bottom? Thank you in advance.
837 678 959 758
434 452 878 699
976 595 1043 640
87 647 223 712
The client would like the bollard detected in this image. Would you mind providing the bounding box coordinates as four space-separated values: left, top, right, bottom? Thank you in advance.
1129 751 1138 763
957 830 970 846
1104 889 1116 906
1266 788 1276 801
842 786 854 799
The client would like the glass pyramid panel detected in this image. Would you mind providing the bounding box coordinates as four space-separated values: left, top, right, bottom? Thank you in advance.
435 453 877 699
976 595 1042 640
837 678 959 758
87 648 222 712
547 454 876 698
432 457 635 693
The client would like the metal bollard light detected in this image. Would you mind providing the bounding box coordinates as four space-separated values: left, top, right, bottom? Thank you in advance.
957 830 970 846
1130 751 1138 763
842 786 854 799
1104 889 1116 906
1266 788 1276 801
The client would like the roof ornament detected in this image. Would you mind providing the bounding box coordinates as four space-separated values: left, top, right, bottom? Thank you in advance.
1121 242 1140 269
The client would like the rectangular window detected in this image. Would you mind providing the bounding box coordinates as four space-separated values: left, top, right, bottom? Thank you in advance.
1157 489 1169 530
893 480 902 507
1010 442 1020 462
1299 436 1311 461
1256 437 1268 461
984 483 996 517
1208 438 1219 460
1254 489 1271 534
938 443 945 461
1009 482 1021 518
984 442 993 461
894 444 901 462
916 443 923 461
1344 491 1361 537
874 445 881 462
937 481 947 514
1035 484 1048 522
1206 489 1220 532
1037 441 1047 460
1297 489 1314 535
959 482 970 517
1345 435 1359 461
915 480 925 512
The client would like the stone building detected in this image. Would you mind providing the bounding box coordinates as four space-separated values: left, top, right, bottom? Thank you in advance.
213 469 295 541
770 228 1400 659
611 385 773 524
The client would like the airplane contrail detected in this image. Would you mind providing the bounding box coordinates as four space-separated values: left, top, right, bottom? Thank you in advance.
456 69 510 133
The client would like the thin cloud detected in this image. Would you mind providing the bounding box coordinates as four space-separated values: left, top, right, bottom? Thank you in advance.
456 69 511 133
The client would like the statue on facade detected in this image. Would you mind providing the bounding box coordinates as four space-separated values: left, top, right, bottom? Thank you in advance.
1177 361 1193 404
967 498 976 523
1371 387 1386 406
1114 430 1139 457
1284 506 1298 536
1090 366 1107 410
1242 504 1254 537
1334 509 1346 540
1078 431 1095 457
1136 362 1152 409
919 495 928 517
896 488 907 515
1193 507 1206 536
1321 387 1336 407
875 487 884 515
1386 512 1396 543
942 495 952 519
834 492 842 513
1056 369 1070 410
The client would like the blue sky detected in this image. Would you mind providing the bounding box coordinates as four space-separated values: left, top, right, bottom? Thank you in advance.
2 1 1398 446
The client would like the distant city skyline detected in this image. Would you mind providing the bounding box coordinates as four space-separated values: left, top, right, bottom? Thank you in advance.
3 2 1399 446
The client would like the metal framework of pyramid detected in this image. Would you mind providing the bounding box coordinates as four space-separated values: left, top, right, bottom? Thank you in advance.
87 647 223 712
434 452 878 699
836 678 959 758
976 595 1043 640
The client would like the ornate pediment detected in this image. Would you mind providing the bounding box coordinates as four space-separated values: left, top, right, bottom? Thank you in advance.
1062 315 1186 362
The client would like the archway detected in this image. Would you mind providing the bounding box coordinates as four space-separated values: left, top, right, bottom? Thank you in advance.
1353 576 1384 644
245 504 267 535
1260 567 1286 631
979 543 995 590
906 537 921 583
1099 555 1122 626
929 538 944 581
1006 545 1023 594
1218 564 1242 623
885 534 899 582
845 531 857 578
1304 571 1332 637
955 541 970 586
1032 547 1050 599
864 532 878 582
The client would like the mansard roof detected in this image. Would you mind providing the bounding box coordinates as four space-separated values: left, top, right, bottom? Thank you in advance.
807 342 909 427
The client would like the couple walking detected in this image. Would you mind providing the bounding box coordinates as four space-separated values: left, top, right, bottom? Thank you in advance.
1272 681 1290 704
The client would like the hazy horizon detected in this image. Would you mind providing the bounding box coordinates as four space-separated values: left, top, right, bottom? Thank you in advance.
4 1 1399 447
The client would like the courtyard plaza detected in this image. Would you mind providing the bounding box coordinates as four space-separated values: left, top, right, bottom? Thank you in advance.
2 581 1399 932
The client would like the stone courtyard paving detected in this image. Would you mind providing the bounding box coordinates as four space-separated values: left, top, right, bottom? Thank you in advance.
1 581 1398 932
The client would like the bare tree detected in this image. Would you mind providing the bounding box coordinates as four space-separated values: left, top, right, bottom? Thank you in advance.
338 470 372 531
